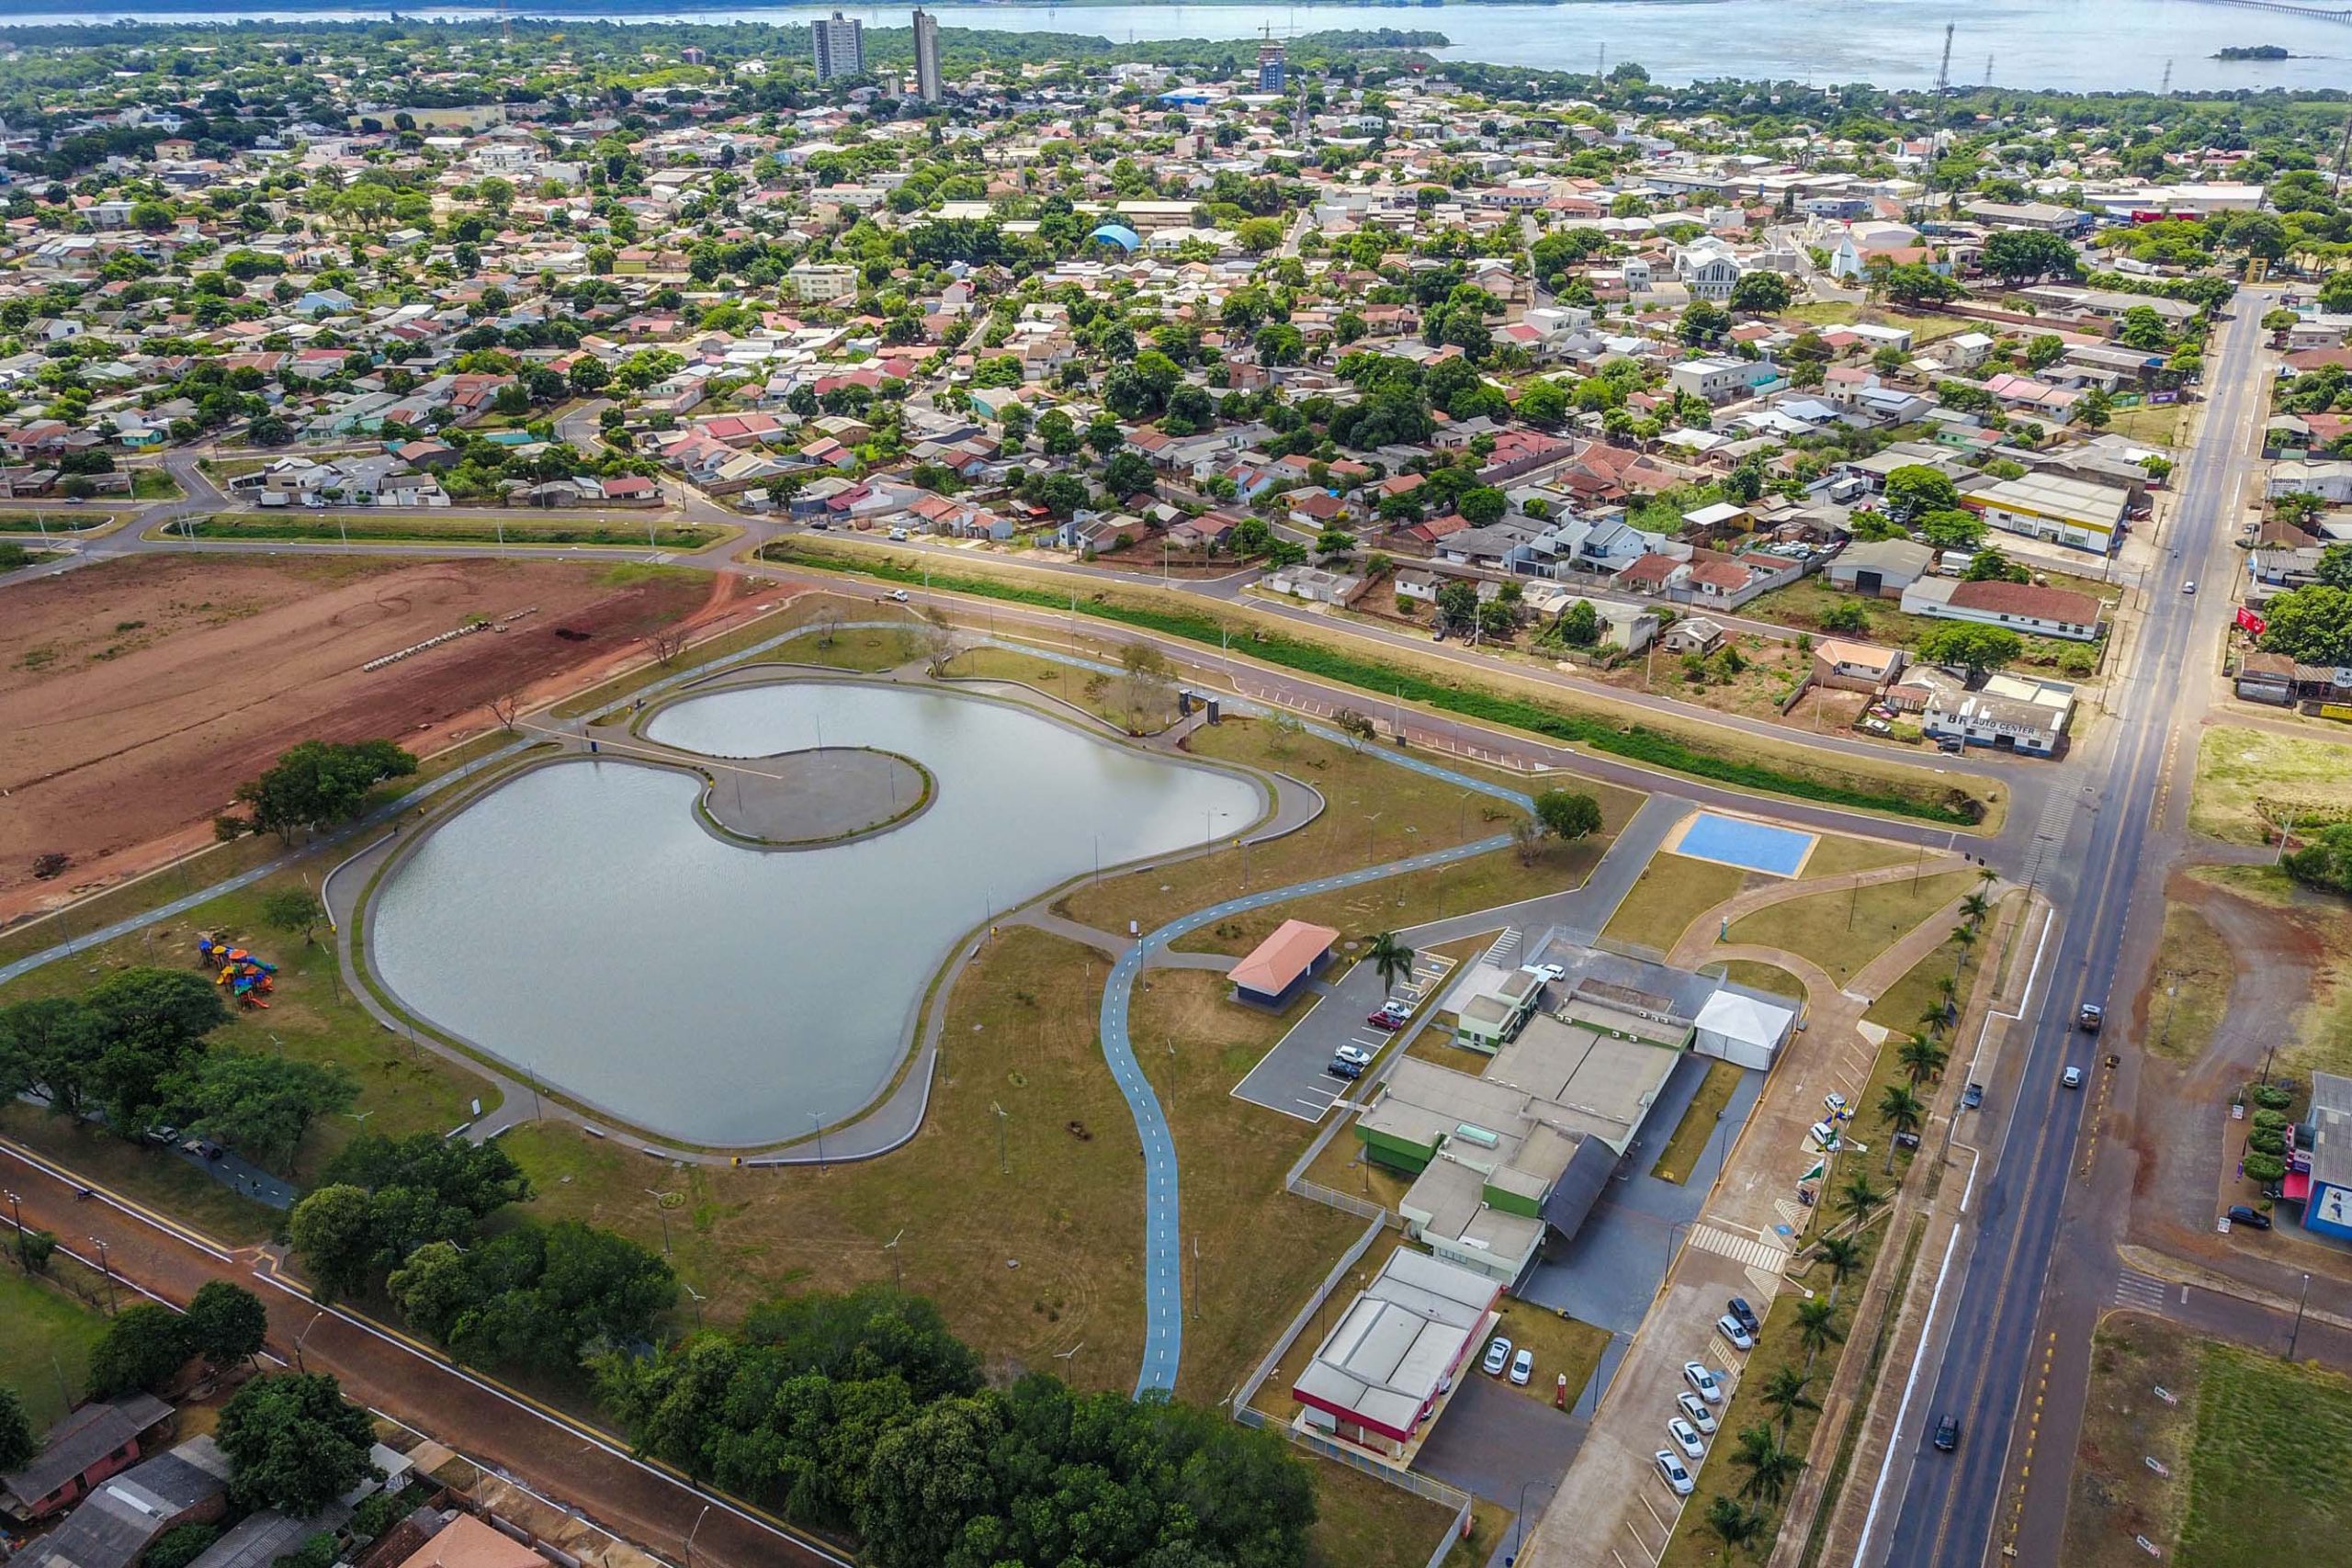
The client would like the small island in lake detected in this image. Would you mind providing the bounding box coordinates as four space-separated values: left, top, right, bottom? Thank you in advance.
2214 45 2294 61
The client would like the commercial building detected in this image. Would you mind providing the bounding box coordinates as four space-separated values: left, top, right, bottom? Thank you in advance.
1291 1249 1497 1458
1228 919 1338 1008
1896 666 2077 756
810 11 865 82
1966 471 2130 556
911 8 942 102
786 261 861 303
2292 1071 2352 1242
1825 537 1934 598
1900 577 2105 642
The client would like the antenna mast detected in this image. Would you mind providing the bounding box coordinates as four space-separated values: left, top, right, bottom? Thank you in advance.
1934 21 1953 97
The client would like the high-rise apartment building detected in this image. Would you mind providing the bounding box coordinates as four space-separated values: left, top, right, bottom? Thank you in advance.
911 8 943 103
811 11 865 83
1256 37 1287 94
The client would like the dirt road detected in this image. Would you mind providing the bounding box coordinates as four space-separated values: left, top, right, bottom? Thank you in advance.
0 1136 845 1568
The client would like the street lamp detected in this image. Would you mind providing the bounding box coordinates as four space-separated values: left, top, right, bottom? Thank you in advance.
3 1190 21 1270
2290 1271 2312 1360
684 1502 712 1568
294 1309 325 1372
811 1112 827 1173
89 1238 117 1315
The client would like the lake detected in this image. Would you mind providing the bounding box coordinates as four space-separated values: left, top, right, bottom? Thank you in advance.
12 0 2346 91
367 681 1263 1145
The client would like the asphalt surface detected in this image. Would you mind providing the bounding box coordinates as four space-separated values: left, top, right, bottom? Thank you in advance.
1872 290 2272 1568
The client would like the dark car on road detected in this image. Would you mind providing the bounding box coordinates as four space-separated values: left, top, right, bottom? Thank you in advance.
1933 1415 1961 1452
1961 1082 1984 1111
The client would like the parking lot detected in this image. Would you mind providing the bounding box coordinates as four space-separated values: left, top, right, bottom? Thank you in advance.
1227 944 1461 1121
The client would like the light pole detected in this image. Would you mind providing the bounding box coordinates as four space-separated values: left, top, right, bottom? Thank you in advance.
811 1113 826 1173
2290 1271 2312 1360
89 1237 116 1315
294 1309 324 1372
684 1502 712 1568
885 1228 904 1293
646 1190 674 1254
3 1190 21 1270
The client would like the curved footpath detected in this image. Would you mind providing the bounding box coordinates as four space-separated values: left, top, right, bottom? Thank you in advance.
1104 735 1537 1395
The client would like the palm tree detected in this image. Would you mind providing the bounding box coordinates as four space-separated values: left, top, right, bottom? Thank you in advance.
1878 1083 1926 1173
1367 931 1415 996
1732 1424 1804 1505
1837 1170 1882 1224
1916 1005 1948 1042
1950 921 1978 975
1977 865 2000 891
1934 973 1961 1022
1704 1495 1767 1564
1958 891 1992 926
1814 1234 1864 1306
1759 1365 1819 1438
1898 1032 1949 1088
1793 1298 1844 1372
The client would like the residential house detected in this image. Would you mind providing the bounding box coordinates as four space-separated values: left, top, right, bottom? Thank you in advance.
2 1397 174 1523
1811 638 1905 694
1899 577 2104 642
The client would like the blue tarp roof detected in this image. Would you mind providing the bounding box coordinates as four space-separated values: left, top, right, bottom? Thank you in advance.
1088 223 1142 252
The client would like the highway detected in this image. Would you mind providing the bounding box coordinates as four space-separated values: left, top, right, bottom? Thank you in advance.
1871 290 2270 1568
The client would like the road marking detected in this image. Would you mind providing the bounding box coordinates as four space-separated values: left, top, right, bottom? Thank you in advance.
2113 1270 2169 1311
1689 1223 1790 1272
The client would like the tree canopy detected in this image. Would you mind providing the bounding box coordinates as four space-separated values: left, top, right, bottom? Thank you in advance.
216 1373 379 1517
234 739 417 841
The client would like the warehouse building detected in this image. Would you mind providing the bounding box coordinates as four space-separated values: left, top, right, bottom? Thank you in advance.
1966 471 2130 557
2292 1071 2352 1242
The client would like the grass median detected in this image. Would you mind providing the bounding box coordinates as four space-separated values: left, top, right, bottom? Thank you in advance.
763 540 1996 829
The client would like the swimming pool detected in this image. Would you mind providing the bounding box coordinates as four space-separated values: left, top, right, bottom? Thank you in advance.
1672 812 1817 877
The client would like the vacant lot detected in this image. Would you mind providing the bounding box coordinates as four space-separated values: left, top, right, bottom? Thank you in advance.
1743 577 2104 676
2193 866 2352 1080
175 513 726 549
2064 1312 2202 1568
2148 901 2234 1064
2191 726 2352 847
0 555 727 923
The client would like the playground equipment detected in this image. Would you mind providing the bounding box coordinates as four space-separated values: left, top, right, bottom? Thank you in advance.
197 935 278 1008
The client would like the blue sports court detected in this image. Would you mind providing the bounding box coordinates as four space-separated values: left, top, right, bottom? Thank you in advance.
1672 812 1817 877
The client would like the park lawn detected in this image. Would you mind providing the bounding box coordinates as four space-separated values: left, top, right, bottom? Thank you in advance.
1058 716 1632 940
2147 900 2234 1064
941 644 1182 734
130 469 184 501
1720 960 1807 1002
2190 726 2352 847
1301 1124 1415 1213
1724 869 1984 987
1486 1298 1609 1413
2105 400 2185 447
0 1269 109 1428
0 874 493 1193
555 591 903 720
170 513 730 550
504 929 1157 1393
1130 969 1370 1404
2177 1345 2352 1567
1169 840 1610 961
1658 1210 1892 1568
785 624 922 672
2192 866 2352 1080
1864 927 1972 1039
1649 1058 1745 1184
1800 834 1921 879
1601 852 1750 958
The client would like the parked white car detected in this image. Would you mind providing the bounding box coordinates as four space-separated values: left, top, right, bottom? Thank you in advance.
1483 1337 1512 1377
1668 1416 1706 1461
1683 1361 1723 1404
1677 1391 1718 1435
1718 1314 1756 1352
1655 1450 1695 1496
1509 1348 1534 1386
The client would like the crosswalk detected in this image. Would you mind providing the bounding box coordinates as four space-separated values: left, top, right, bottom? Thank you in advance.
2113 1270 2171 1312
1690 1224 1792 1273
1483 927 1522 965
2017 790 2075 892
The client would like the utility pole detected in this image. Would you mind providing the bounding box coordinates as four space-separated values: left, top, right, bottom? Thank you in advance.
1933 22 1953 98
2290 1271 2312 1359
89 1237 117 1315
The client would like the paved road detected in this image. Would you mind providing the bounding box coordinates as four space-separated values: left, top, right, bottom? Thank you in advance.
1871 290 2273 1568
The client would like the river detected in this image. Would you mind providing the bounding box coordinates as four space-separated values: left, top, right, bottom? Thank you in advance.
4 0 2346 91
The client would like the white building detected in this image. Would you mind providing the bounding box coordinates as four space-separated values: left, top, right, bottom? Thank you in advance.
810 11 865 82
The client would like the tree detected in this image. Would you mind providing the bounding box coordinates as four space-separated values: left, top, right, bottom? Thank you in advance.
1731 1424 1802 1505
1962 547 2030 584
1556 598 1602 648
2282 821 2352 897
2315 543 2352 590
1883 466 1960 524
1678 299 1731 345
1727 270 1792 315
85 967 229 1134
1792 1297 1844 1371
1704 1495 1767 1564
1917 623 2023 676
1877 1084 1925 1173
235 739 418 842
1836 1171 1881 1224
1917 508 1984 551
88 1303 193 1397
259 886 326 948
184 1281 269 1371
0 1385 35 1472
1813 1233 1865 1307
1434 581 1481 637
1516 378 1570 426
2116 305 2171 352
1898 1032 1949 1088
1458 485 1508 526
1367 932 1414 996
169 1052 356 1175
1533 789 1604 845
0 996 107 1121
1758 1365 1818 1438
2261 584 2352 666
1981 230 2080 285
288 1184 379 1303
216 1373 379 1516
142 1527 220 1568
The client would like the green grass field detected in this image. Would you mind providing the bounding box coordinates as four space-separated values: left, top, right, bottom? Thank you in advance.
1725 869 1984 987
1649 1058 1744 1183
2179 1346 2352 1566
0 1269 110 1428
1600 852 1749 957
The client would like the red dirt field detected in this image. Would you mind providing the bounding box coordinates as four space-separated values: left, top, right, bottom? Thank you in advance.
1 555 753 924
